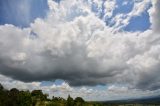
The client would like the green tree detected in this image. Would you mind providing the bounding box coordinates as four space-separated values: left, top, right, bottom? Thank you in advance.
0 84 8 106
74 97 85 103
74 97 85 106
31 90 43 105
18 91 32 106
8 88 20 106
66 95 74 106
31 90 48 105
31 90 46 100
0 83 4 90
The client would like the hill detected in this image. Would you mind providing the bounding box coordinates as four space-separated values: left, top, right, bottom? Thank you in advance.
102 95 160 105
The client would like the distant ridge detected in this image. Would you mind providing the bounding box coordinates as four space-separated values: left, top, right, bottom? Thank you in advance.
102 95 160 105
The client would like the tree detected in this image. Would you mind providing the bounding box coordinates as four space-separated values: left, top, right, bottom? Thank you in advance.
31 90 43 105
74 97 85 106
74 97 85 103
31 89 48 105
18 91 32 106
8 88 20 106
0 83 4 90
31 90 43 97
66 95 74 106
31 90 47 100
0 84 8 106
43 93 49 101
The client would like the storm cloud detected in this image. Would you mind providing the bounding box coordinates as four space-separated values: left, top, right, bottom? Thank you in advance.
0 0 160 91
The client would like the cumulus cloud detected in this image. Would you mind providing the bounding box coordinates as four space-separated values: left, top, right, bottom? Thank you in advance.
0 0 160 96
110 0 151 29
1 74 159 101
149 0 160 33
103 0 117 18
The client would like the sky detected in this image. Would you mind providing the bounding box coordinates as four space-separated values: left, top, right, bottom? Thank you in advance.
0 0 160 101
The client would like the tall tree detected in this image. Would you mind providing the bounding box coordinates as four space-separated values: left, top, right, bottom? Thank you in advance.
8 88 20 106
66 95 74 106
18 91 32 106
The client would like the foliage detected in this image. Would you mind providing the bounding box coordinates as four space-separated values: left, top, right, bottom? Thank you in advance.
66 95 74 106
75 97 85 103
18 91 32 106
0 83 104 106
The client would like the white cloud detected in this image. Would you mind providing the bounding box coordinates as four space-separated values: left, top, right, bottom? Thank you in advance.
0 74 160 101
110 0 151 29
108 85 128 93
130 0 150 16
0 0 160 101
49 82 73 92
122 1 129 6
103 0 117 17
149 0 160 33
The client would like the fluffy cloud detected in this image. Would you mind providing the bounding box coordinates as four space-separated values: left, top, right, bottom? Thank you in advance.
103 0 117 17
1 74 159 101
111 0 151 29
149 0 160 33
0 0 160 99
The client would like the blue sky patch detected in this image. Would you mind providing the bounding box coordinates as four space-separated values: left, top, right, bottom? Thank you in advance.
41 79 64 86
124 11 151 32
0 0 49 27
114 0 134 14
123 2 152 32
0 0 151 32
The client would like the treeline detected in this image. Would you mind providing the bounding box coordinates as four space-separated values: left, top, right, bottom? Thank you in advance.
0 83 104 106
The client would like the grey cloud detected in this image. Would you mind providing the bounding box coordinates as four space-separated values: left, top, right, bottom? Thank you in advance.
149 0 160 33
0 0 160 92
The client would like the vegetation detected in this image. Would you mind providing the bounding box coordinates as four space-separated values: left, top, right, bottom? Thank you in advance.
0 83 159 106
0 83 103 106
